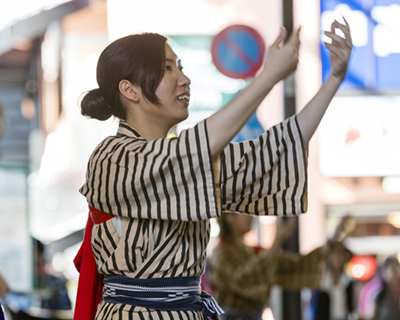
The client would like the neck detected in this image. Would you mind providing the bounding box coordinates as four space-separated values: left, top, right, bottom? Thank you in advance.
126 119 170 141
125 110 172 141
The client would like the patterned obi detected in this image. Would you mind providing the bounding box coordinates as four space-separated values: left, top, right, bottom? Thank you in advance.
103 275 224 319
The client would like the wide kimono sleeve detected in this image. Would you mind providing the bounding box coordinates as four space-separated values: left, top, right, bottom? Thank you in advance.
208 243 326 310
218 114 308 216
79 120 220 221
208 243 273 306
271 247 326 290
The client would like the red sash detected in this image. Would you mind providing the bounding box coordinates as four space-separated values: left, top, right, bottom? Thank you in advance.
73 206 114 320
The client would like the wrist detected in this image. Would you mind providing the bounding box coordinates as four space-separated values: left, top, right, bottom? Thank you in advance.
328 73 345 85
259 65 282 85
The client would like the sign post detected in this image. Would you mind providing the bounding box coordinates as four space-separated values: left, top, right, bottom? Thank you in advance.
282 0 302 319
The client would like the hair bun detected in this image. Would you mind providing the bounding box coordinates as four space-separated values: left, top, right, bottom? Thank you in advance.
80 88 112 121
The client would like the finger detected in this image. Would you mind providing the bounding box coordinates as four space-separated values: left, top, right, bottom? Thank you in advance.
342 15 351 38
342 16 349 28
297 25 302 36
333 19 351 41
324 42 346 59
324 31 352 50
328 23 340 48
292 25 302 39
288 26 301 50
329 21 352 50
295 26 302 50
272 27 288 47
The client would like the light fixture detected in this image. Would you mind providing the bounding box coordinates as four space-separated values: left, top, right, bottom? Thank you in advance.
349 255 377 281
387 211 400 228
382 176 400 194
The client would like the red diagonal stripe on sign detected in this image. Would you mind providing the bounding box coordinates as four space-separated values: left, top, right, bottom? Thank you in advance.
221 34 258 69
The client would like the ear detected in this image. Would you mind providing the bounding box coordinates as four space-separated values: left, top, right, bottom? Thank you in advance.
119 80 140 102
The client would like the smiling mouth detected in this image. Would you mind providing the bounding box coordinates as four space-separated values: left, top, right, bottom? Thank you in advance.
177 95 190 102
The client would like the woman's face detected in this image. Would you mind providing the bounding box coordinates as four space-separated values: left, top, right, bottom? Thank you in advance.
153 44 191 126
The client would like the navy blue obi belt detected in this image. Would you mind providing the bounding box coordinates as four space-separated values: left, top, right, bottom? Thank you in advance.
103 275 224 319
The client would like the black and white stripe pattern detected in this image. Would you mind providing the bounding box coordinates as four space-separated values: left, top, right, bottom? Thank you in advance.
103 282 196 302
80 120 219 221
220 115 307 216
80 116 308 319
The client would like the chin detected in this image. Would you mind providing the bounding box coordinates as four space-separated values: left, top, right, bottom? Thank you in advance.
176 112 189 124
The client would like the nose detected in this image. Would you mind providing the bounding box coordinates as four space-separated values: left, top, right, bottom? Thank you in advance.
178 71 191 88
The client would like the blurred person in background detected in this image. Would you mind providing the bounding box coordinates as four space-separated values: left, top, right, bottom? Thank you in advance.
0 103 9 320
0 105 8 320
372 256 400 320
0 274 9 300
208 215 326 320
208 215 353 320
0 103 4 139
5 240 72 320
34 241 72 312
74 17 352 320
0 272 9 320
311 242 355 320
310 216 356 320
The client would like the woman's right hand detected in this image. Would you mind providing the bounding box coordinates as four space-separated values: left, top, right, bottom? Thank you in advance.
206 27 301 157
262 26 301 83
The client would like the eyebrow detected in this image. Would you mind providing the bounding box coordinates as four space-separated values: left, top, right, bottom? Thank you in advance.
165 58 182 64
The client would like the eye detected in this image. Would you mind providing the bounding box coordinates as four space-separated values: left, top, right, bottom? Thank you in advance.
165 65 172 71
179 66 184 72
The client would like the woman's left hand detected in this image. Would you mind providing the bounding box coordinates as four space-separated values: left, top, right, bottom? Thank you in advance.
324 17 353 81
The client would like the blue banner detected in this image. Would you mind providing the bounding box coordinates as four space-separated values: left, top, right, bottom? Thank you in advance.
320 0 400 91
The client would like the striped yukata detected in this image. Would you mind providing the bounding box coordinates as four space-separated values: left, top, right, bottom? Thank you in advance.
79 115 308 319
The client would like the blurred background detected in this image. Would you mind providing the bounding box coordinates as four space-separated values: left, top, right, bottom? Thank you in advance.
0 0 399 319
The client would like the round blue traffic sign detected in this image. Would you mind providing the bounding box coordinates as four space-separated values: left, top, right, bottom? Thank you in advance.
211 25 265 79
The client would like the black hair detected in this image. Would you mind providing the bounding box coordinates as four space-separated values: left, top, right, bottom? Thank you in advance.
376 257 400 305
218 213 234 240
80 33 168 121
382 256 399 270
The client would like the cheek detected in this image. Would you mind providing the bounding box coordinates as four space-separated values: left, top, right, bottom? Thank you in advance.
155 84 166 100
155 77 171 96
156 77 175 97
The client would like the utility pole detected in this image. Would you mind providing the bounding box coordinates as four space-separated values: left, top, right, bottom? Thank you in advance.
282 0 302 319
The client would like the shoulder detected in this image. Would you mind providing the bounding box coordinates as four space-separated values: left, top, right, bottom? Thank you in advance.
89 135 146 166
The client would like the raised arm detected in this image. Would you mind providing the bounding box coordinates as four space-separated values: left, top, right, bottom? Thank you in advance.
206 27 301 158
297 18 353 144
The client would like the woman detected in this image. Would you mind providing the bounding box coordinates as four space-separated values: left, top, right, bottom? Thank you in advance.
74 19 352 320
373 257 400 320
